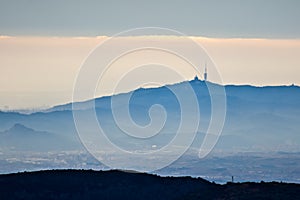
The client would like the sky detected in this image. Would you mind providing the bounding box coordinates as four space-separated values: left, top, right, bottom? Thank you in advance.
0 0 299 109
1 0 300 38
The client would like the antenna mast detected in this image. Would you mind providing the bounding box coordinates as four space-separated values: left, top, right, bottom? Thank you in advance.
204 63 208 81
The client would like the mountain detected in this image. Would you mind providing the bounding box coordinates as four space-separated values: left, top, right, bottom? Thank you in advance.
0 79 299 153
0 123 77 151
2 123 51 136
0 169 299 200
45 80 300 152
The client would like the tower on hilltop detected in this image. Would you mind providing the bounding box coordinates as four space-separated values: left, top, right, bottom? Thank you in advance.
204 65 208 81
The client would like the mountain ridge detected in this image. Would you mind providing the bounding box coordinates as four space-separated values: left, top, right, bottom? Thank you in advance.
0 169 299 200
45 79 300 113
0 78 299 153
0 79 298 114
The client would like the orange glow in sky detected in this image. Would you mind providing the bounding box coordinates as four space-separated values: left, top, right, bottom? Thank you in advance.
0 36 299 109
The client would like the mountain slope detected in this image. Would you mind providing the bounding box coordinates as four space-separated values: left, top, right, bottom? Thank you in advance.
0 169 299 200
0 79 299 152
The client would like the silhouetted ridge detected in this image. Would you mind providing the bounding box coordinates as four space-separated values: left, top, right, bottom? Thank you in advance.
0 170 299 200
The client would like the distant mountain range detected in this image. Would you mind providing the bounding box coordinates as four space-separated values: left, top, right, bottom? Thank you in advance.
0 123 75 151
0 169 299 200
0 79 299 153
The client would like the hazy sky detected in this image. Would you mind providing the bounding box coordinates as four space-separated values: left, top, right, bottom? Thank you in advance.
0 0 299 109
0 0 299 38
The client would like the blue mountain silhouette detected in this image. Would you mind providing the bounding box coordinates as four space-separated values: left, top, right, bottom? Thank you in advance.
0 79 299 152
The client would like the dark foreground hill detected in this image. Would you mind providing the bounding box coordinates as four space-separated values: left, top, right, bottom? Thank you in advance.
0 170 299 200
